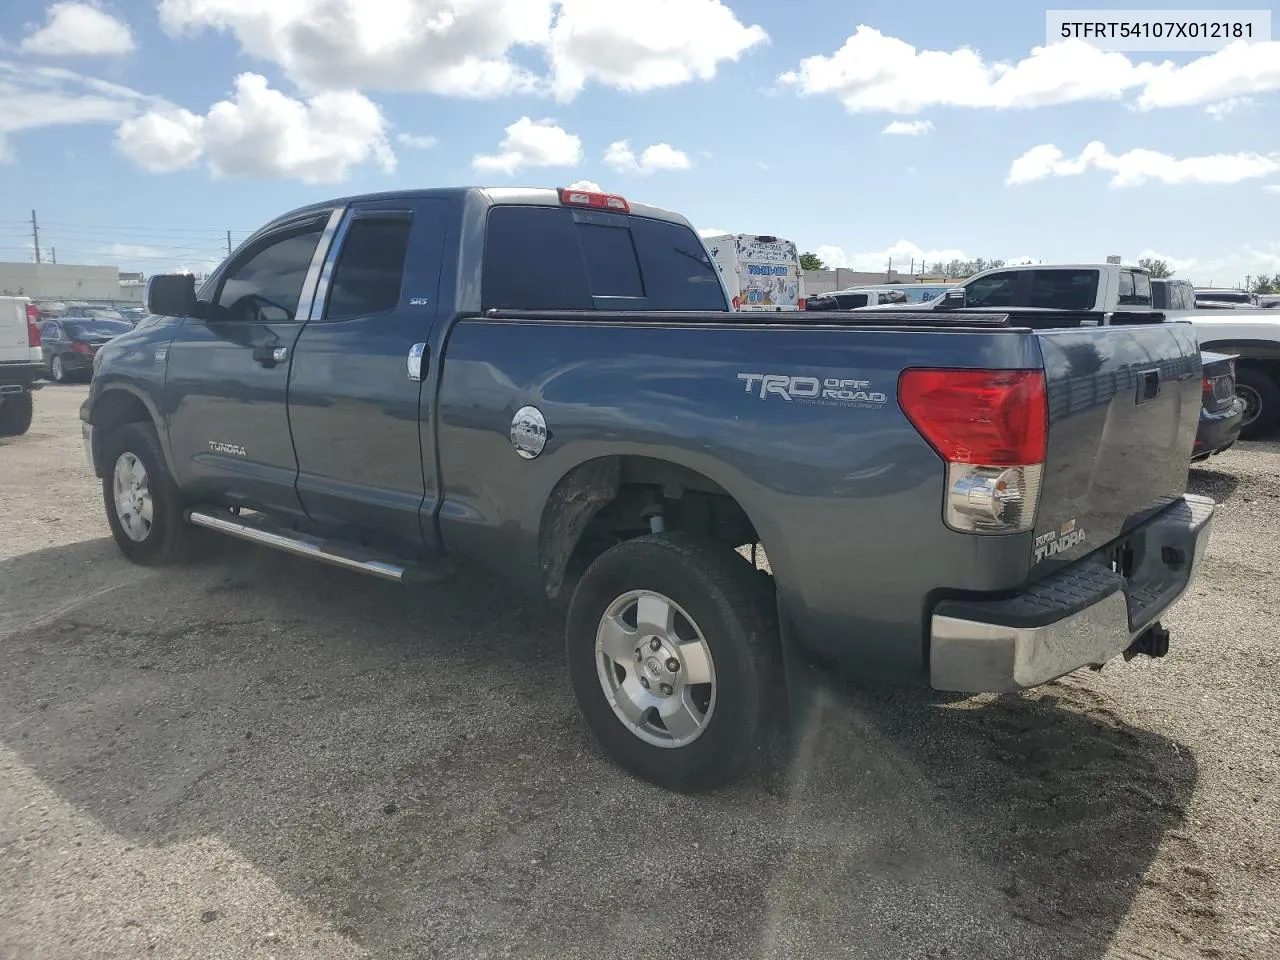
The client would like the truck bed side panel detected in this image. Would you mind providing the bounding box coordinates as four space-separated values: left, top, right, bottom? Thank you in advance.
434 318 1045 683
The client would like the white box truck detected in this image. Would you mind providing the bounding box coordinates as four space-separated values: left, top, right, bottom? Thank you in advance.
703 234 805 312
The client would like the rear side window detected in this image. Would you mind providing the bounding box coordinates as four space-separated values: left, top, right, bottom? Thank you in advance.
326 216 413 320
481 206 726 312
1027 269 1098 310
1151 280 1169 309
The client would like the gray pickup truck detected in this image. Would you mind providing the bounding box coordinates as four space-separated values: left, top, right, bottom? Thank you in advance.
81 186 1215 791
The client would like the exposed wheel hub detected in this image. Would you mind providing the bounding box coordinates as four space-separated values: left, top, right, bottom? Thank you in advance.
595 590 717 748
112 451 154 543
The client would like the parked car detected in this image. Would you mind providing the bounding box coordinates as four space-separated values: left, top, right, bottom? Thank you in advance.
83 186 1215 791
1193 352 1245 461
38 316 131 382
1195 288 1257 307
119 306 147 324
0 296 43 436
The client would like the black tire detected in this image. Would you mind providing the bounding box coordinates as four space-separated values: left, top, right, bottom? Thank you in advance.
0 390 33 437
100 421 190 565
1236 367 1280 440
566 532 779 792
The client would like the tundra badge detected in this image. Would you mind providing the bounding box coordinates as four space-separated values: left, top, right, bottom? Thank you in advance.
1033 519 1086 563
208 441 247 457
510 406 548 460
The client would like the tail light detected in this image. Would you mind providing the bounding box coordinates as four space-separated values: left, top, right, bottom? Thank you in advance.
899 368 1047 534
26 303 40 347
72 341 93 355
558 187 629 213
797 298 807 310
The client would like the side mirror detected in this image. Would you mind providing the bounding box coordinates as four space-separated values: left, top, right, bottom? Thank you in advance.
145 274 197 318
937 287 967 310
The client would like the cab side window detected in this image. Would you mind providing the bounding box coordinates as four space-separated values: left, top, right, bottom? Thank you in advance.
210 226 324 324
965 271 1020 308
39 320 60 340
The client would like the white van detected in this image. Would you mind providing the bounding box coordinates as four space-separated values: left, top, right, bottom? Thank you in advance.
703 234 805 311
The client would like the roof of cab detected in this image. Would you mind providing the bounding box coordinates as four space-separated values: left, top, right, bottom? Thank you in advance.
258 186 692 234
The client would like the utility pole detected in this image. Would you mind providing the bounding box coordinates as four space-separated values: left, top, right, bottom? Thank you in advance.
226 230 232 256
886 257 892 281
51 247 56 264
31 210 41 264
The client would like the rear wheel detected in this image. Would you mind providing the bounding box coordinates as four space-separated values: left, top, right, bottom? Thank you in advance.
0 390 33 437
1236 367 1280 440
100 421 190 565
566 532 779 791
51 355 67 384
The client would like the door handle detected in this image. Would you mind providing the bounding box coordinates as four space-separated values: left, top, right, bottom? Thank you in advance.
407 342 428 381
252 344 288 367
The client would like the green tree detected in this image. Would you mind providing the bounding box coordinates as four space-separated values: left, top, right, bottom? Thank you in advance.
1252 274 1276 294
1138 257 1174 278
799 252 825 271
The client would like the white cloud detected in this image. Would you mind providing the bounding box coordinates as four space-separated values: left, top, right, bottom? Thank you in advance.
115 73 396 183
814 240 970 272
565 178 602 191
1264 184 1280 194
115 106 204 171
1007 141 1280 187
157 0 767 102
1136 41 1280 110
780 27 1280 114
157 0 549 98
0 60 151 162
1206 97 1253 119
1133 245 1280 285
396 132 437 149
603 139 691 173
20 2 135 57
107 243 166 259
473 116 581 176
882 119 932 136
546 0 767 100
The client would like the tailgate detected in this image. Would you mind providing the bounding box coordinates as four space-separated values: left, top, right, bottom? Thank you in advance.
1030 322 1200 571
0 299 29 364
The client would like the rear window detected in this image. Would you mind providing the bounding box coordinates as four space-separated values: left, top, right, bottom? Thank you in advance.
1119 270 1152 307
1027 269 1098 310
64 319 131 338
481 206 727 312
1151 280 1170 310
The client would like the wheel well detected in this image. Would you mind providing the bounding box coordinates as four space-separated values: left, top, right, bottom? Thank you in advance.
89 390 154 475
1233 357 1280 384
538 456 764 600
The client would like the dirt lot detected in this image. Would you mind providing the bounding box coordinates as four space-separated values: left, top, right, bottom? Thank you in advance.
2 384 1278 960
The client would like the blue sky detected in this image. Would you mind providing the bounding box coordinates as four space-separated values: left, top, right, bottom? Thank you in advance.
1 0 1278 285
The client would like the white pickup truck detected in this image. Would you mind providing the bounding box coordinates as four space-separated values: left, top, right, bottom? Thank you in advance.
867 262 1280 439
0 296 44 437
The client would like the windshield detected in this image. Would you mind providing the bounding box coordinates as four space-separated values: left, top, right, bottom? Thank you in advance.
84 307 126 320
64 319 132 339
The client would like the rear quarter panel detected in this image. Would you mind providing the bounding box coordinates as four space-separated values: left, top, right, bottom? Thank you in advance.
434 318 1046 683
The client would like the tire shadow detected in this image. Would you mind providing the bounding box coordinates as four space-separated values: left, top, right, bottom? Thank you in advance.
0 539 1203 960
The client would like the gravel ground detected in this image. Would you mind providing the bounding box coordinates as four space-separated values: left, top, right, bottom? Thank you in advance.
1 384 1277 960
